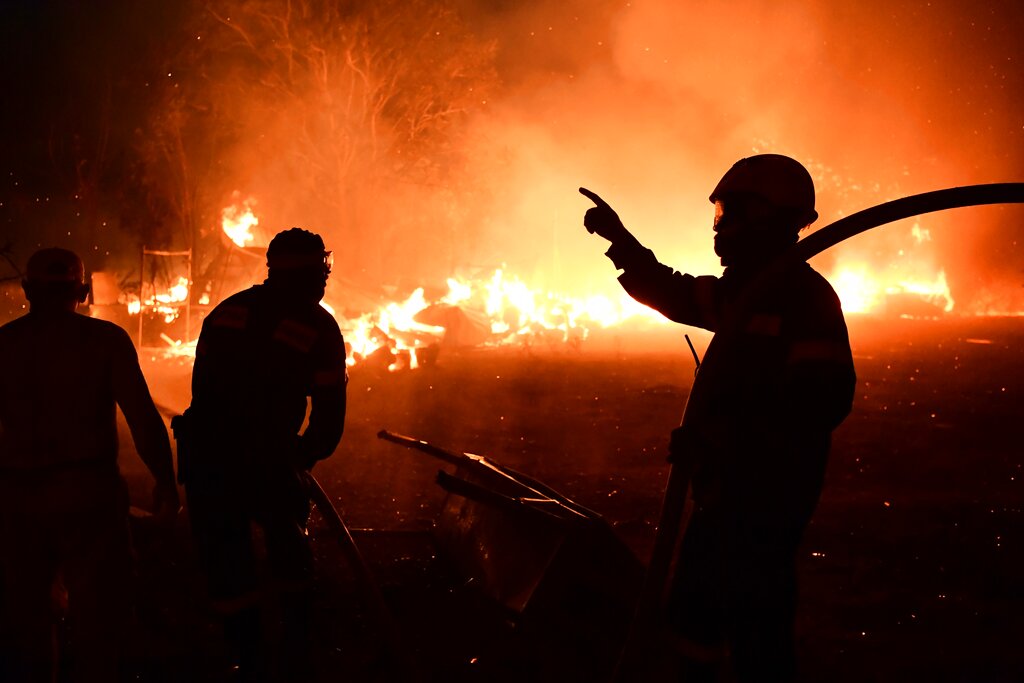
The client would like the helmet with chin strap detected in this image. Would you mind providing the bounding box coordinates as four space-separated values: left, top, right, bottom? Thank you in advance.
710 154 818 228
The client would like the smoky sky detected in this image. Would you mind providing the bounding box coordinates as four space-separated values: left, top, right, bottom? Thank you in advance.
2 0 1022 311
457 0 1024 309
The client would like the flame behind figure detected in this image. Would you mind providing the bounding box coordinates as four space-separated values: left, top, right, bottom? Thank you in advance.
830 267 953 316
126 196 1021 365
337 268 664 371
221 196 260 248
127 276 190 323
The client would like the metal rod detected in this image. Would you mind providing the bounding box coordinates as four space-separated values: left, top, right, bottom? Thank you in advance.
142 249 192 257
684 333 700 373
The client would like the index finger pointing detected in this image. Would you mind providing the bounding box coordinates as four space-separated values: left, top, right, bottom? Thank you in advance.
579 187 609 208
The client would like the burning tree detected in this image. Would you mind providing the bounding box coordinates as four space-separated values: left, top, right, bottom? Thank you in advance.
137 0 498 285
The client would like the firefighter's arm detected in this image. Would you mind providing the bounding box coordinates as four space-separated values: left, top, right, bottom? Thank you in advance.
110 328 180 515
580 188 719 329
296 327 348 469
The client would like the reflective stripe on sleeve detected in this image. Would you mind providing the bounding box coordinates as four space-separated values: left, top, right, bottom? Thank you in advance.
272 319 318 353
745 314 782 337
207 304 248 330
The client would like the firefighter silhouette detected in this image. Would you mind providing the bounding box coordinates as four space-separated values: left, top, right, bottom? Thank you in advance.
177 228 347 682
0 248 179 682
583 155 856 682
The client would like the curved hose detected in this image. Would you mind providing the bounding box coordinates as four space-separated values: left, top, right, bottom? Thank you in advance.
795 182 1024 262
726 183 1024 330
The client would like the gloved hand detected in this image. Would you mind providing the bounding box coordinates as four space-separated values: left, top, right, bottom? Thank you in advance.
579 187 634 244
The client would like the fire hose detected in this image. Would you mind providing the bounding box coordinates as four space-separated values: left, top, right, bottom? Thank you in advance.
170 408 420 680
300 470 423 682
612 182 1024 680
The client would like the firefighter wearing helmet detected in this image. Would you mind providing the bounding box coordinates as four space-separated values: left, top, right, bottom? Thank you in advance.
177 228 347 681
0 248 178 681
581 155 856 681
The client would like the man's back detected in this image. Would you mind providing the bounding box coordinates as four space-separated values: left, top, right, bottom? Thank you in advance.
0 247 177 683
190 283 346 459
0 311 138 469
179 228 345 681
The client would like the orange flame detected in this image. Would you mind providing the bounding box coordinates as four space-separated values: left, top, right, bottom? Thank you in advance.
829 265 953 316
221 196 259 248
141 198 1009 366
824 219 954 317
334 268 665 371
128 276 191 324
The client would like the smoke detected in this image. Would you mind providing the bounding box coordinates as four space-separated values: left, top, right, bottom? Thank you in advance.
4 0 1019 314
449 0 1024 309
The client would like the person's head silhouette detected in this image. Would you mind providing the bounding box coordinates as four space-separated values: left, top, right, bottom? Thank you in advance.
709 154 817 268
22 247 90 312
265 228 332 304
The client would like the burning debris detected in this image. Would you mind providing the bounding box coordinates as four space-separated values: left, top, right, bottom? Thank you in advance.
118 198 667 366
127 275 191 322
112 191 1017 369
335 268 665 371
831 267 954 317
827 221 955 317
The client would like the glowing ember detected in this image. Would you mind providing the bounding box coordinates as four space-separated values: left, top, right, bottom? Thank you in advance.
221 196 259 248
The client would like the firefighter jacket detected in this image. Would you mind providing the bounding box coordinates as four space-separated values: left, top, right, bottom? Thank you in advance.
187 283 347 475
606 240 856 515
0 310 174 482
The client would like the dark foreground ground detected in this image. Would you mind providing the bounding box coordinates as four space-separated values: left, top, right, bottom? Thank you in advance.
116 315 1023 682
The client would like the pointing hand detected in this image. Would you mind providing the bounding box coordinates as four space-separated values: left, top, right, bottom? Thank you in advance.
579 187 629 243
